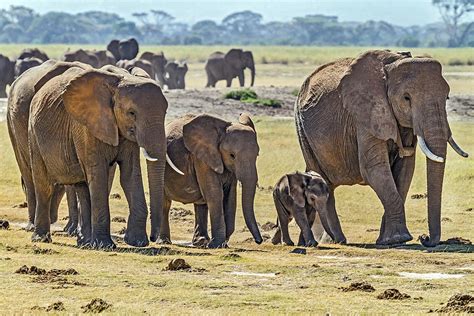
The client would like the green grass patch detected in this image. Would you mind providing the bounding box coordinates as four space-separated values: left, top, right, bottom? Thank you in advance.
224 89 282 108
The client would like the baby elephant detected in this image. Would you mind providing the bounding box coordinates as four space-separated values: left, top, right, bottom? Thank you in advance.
271 171 330 247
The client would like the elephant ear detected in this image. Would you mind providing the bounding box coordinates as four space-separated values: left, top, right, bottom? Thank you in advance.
34 61 90 92
130 66 151 79
183 114 231 174
62 69 122 146
287 173 308 208
225 49 244 69
238 113 256 132
340 50 403 141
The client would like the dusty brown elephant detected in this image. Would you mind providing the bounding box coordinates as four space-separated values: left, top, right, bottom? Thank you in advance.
62 49 99 68
9 61 179 248
117 59 155 80
18 48 49 62
205 49 255 87
165 61 188 89
295 50 469 247
140 51 168 87
91 50 116 67
160 113 263 248
0 54 15 98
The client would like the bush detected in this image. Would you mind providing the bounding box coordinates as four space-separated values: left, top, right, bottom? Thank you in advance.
448 59 465 66
224 89 282 108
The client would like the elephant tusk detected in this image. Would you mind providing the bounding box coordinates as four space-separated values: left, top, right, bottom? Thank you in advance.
448 136 469 158
166 154 184 175
417 136 444 163
140 147 158 162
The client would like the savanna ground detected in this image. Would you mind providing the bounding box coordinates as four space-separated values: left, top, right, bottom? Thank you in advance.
0 45 473 314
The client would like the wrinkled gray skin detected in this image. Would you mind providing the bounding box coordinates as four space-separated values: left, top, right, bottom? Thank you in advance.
161 113 263 248
117 59 155 79
271 171 331 247
295 50 468 247
9 61 168 249
140 52 168 87
0 54 15 98
205 49 255 87
18 48 49 62
165 61 188 89
15 57 43 79
62 49 99 68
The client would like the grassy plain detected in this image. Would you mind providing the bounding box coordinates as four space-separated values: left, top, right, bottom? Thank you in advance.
0 117 473 314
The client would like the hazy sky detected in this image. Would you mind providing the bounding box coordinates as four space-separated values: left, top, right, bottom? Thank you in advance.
0 0 452 26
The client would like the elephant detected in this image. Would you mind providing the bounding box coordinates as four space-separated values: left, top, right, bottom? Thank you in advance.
106 39 121 61
140 51 167 87
14 57 43 79
119 38 139 61
205 49 255 88
9 61 178 248
0 54 15 98
116 59 154 80
62 49 99 68
295 50 469 247
160 113 263 248
18 48 49 62
91 50 116 67
271 171 331 247
165 61 188 90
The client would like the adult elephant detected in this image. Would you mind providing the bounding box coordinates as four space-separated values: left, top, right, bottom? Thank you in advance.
18 48 49 62
14 57 43 79
117 59 154 79
119 38 139 61
295 50 469 247
205 49 255 88
161 113 263 248
92 50 116 67
106 39 121 61
11 61 178 248
62 49 99 68
0 54 15 98
140 51 167 87
165 61 188 89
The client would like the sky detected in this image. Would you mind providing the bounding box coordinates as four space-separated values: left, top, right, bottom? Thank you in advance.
0 0 449 26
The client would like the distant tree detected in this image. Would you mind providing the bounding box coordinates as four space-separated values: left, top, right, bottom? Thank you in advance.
222 11 262 43
191 20 222 44
432 0 474 46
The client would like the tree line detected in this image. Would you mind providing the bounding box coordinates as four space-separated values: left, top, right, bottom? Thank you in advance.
0 1 472 47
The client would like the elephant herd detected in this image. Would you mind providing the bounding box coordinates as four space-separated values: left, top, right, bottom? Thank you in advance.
0 38 257 97
5 49 469 250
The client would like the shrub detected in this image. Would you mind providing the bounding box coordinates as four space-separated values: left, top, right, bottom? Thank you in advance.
448 59 465 66
224 89 282 108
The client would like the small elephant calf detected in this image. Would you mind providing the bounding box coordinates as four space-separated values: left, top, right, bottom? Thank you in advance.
271 171 330 247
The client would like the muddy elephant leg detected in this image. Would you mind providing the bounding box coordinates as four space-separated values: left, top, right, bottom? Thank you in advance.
158 198 172 244
224 181 237 241
193 203 210 247
271 218 282 245
64 185 79 236
118 149 149 247
273 193 293 246
75 183 91 247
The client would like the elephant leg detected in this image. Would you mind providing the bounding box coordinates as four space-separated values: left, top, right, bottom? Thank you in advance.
22 176 36 231
118 150 149 247
273 193 293 246
193 203 210 247
358 134 412 245
49 184 65 224
224 181 237 241
293 208 317 247
271 218 282 245
238 71 244 87
75 183 91 247
226 78 232 88
64 185 79 236
108 163 117 194
158 198 172 244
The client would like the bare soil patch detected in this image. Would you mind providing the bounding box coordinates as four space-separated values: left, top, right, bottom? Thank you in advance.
170 207 193 221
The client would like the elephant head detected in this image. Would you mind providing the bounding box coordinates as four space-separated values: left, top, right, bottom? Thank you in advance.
62 49 99 68
287 171 329 211
140 51 168 86
165 61 188 89
15 57 43 79
92 50 116 67
183 113 262 243
119 38 139 61
340 50 468 247
0 54 15 97
225 49 255 87
18 48 49 62
107 39 121 61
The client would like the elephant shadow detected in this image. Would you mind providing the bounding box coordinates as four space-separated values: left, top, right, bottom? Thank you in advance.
346 242 474 253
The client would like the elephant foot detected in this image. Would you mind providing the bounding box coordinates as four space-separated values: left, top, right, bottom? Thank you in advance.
77 237 91 248
157 236 172 245
271 237 281 245
207 238 228 249
376 224 412 245
150 230 159 243
25 222 35 232
124 230 149 247
192 236 210 248
91 237 116 249
31 231 52 243
418 234 440 247
283 239 294 246
63 220 78 236
305 239 318 247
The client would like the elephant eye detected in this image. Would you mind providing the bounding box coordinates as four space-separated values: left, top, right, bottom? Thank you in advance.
127 110 136 118
230 153 236 160
403 95 411 102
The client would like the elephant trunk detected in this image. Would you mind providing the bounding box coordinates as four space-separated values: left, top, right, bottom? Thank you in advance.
249 65 255 87
239 171 263 244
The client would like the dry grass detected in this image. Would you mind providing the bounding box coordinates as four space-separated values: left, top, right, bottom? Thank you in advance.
0 117 473 314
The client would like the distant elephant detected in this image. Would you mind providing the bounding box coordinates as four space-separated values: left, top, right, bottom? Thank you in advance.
205 49 255 87
161 113 263 248
18 48 49 62
117 59 154 79
165 61 188 89
91 50 116 67
119 38 139 60
10 61 176 248
14 57 43 79
140 51 167 87
62 49 99 68
295 50 469 247
106 39 121 61
0 54 15 97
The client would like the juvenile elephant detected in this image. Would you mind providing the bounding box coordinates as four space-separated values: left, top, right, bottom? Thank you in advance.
160 113 263 248
140 51 167 87
62 49 99 68
295 50 468 247
165 61 188 89
13 61 173 248
271 171 331 247
0 54 15 97
14 57 43 79
18 48 49 62
205 49 255 87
